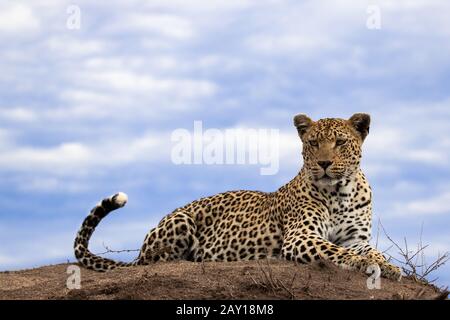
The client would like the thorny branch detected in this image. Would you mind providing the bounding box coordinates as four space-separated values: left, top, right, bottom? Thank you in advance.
96 242 140 256
378 220 449 285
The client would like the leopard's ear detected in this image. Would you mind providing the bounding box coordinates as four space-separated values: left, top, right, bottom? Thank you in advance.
348 113 370 141
293 114 313 139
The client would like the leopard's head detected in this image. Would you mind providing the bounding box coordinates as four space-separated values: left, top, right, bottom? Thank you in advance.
293 113 370 186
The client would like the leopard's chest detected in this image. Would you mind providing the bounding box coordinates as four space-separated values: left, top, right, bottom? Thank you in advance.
322 180 372 245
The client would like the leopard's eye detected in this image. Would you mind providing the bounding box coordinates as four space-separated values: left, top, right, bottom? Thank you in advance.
336 139 347 146
309 140 319 147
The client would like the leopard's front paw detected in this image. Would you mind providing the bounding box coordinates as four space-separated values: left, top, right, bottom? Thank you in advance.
354 257 401 281
380 263 402 281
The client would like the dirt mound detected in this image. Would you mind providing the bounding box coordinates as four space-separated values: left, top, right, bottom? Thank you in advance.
0 260 446 300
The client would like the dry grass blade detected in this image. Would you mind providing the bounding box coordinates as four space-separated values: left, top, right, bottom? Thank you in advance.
246 259 297 299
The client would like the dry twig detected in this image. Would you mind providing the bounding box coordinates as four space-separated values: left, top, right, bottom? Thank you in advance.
96 242 140 256
379 221 449 285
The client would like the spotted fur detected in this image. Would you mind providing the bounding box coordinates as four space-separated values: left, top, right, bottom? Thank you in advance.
74 113 401 280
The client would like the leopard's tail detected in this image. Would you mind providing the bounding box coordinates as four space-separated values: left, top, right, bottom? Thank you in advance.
74 192 140 272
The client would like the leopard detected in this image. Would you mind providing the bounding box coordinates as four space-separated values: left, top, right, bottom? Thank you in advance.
74 113 402 280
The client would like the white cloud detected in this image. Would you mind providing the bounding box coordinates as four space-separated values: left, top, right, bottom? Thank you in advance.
247 33 339 58
60 89 121 106
78 70 217 98
121 13 194 39
46 37 107 56
18 176 91 193
143 0 254 12
51 56 219 119
0 107 37 122
365 127 408 153
395 192 450 216
0 132 169 177
406 149 447 163
362 163 400 176
0 143 93 179
364 120 450 167
243 1 365 58
0 3 40 34
380 0 450 35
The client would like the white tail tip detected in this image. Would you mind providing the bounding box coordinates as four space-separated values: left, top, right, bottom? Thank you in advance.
113 192 128 207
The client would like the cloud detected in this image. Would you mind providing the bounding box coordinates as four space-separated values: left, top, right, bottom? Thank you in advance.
0 132 168 174
0 108 37 123
379 0 450 36
46 37 107 56
0 3 40 34
119 13 194 39
75 70 217 98
246 34 336 56
363 102 450 168
365 128 448 166
393 192 450 216
36 56 219 123
142 0 254 12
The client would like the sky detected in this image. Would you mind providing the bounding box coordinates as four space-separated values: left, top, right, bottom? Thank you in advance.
0 0 449 289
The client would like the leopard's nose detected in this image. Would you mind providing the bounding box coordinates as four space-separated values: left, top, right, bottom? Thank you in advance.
318 161 333 169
